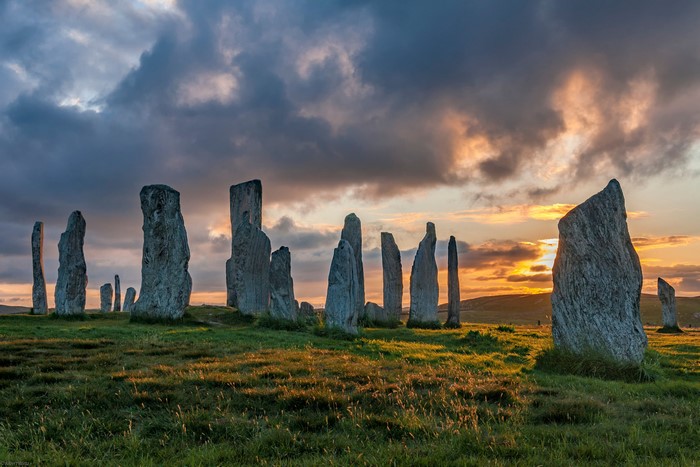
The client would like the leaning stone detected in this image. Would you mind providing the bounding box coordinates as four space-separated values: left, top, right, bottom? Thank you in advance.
131 185 192 321
31 221 48 315
381 232 403 323
100 283 113 313
408 222 439 325
657 277 682 333
231 215 270 315
269 246 297 321
341 213 365 319
446 235 461 327
324 239 359 334
55 211 88 316
551 179 647 365
123 287 137 312
113 275 121 312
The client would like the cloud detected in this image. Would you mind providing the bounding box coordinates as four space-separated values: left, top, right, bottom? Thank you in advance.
632 235 697 251
506 273 552 283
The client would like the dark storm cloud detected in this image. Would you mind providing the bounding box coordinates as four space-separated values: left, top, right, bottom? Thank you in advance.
265 216 338 252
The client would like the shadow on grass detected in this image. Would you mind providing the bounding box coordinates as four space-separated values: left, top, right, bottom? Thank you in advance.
534 347 657 383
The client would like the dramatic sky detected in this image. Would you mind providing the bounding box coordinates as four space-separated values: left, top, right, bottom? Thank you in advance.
1 0 699 309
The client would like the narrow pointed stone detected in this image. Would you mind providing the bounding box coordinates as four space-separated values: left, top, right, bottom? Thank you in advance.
324 239 359 334
409 222 439 325
446 236 461 327
658 277 681 332
113 275 121 311
55 211 88 316
231 214 270 315
123 287 137 312
100 283 113 313
132 185 192 321
551 179 647 365
31 221 48 315
269 246 297 321
381 232 402 323
341 213 365 319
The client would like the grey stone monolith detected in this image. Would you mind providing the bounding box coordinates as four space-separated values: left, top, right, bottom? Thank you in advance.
231 214 270 315
123 287 137 312
226 180 263 307
551 179 647 365
446 235 461 327
55 211 88 316
113 275 121 311
131 185 192 321
364 301 388 323
409 222 439 325
381 232 403 323
31 221 48 315
100 283 113 313
299 301 316 321
341 213 365 319
269 246 297 321
324 239 359 334
658 277 681 332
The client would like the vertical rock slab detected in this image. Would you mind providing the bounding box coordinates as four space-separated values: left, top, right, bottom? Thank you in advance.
381 232 403 323
123 287 137 312
657 277 681 332
551 179 647 365
269 246 297 321
446 235 461 327
31 221 48 315
113 275 121 311
341 213 365 319
409 222 439 325
231 216 270 315
226 180 262 307
299 301 316 322
55 211 88 316
132 185 192 321
324 239 359 334
100 283 113 313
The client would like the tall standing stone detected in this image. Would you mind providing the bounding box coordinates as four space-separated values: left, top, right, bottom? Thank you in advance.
341 213 365 319
55 211 88 316
231 214 270 315
269 246 297 321
131 185 192 321
657 277 681 332
324 239 359 334
226 180 263 307
381 232 403 323
100 283 113 313
123 287 137 312
409 222 439 325
113 275 121 312
446 235 461 327
551 179 647 365
31 221 48 315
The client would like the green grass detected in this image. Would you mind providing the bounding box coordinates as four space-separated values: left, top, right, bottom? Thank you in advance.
0 306 698 465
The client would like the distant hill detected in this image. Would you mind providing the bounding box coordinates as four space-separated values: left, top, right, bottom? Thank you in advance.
438 293 700 327
0 304 32 315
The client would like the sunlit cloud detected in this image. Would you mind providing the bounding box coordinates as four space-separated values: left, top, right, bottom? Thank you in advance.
632 235 698 251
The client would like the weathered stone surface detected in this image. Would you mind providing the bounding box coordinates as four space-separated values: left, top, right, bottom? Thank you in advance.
55 211 88 316
446 235 460 327
31 221 48 315
132 185 192 321
341 213 365 319
364 301 388 323
100 283 113 313
381 232 403 323
299 301 315 321
123 287 137 312
226 180 262 307
324 239 359 334
409 222 439 324
658 277 680 330
269 246 297 321
551 179 647 365
231 215 270 315
113 275 121 312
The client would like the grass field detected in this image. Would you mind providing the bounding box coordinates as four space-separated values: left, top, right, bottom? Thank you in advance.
0 307 698 465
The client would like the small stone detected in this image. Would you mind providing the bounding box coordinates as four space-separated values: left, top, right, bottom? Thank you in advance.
269 246 297 321
324 239 359 334
100 283 113 313
31 221 48 315
658 277 681 332
123 287 137 312
381 232 403 323
55 211 88 316
409 222 439 325
113 275 121 312
299 301 316 321
446 235 460 327
364 302 387 323
341 213 365 319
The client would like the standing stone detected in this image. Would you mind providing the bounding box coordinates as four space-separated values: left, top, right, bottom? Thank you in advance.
409 222 439 325
446 236 461 327
269 246 297 321
551 179 647 365
364 302 388 323
657 278 681 332
31 221 48 315
299 301 316 321
123 287 137 312
324 239 359 334
231 214 270 315
381 232 403 323
113 275 121 312
55 211 88 316
100 283 113 313
341 213 365 319
226 180 263 307
132 185 192 321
